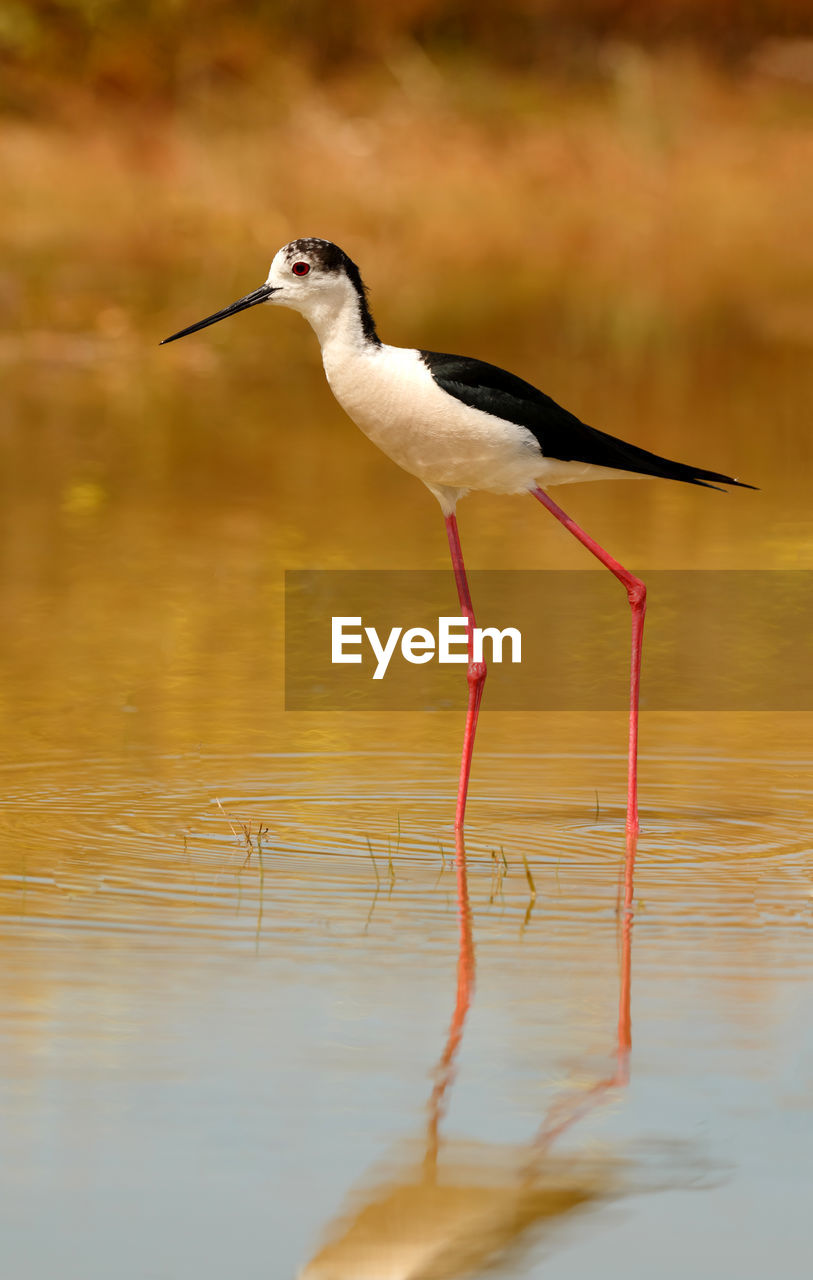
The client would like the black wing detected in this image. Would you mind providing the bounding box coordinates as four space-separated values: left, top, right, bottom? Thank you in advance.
420 350 754 490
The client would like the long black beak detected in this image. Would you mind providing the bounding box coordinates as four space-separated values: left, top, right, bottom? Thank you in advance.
160 284 277 345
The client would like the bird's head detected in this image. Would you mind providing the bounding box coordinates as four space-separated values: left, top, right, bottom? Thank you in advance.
160 237 378 346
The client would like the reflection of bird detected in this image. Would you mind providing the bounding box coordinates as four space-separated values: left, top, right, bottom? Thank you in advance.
295 830 635 1280
162 238 753 833
297 1154 610 1280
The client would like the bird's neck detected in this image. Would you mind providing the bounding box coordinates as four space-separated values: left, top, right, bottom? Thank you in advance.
302 289 380 363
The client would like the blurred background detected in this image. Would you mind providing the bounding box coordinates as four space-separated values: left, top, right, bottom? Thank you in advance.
1 0 811 762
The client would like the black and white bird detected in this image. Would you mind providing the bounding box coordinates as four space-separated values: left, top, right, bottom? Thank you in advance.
162 237 753 835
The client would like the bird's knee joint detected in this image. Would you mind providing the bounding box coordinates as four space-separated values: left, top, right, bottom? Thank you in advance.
467 661 487 687
627 578 646 609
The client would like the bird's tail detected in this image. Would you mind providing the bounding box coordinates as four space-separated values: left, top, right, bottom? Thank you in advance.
592 430 757 491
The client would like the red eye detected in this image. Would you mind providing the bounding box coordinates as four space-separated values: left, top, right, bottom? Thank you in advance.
292 262 310 276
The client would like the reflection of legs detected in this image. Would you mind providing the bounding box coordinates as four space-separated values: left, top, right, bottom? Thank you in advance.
528 830 636 1163
445 514 487 831
425 830 475 1173
531 487 646 836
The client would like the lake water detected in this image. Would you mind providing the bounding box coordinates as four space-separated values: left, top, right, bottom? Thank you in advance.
0 314 811 1276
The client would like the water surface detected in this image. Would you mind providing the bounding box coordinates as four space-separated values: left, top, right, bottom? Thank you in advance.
1 323 811 1277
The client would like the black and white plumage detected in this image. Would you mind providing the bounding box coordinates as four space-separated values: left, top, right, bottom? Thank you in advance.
163 236 750 512
418 349 749 493
162 237 753 834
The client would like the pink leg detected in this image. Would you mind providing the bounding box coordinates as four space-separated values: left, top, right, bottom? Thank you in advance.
531 487 646 836
445 514 487 831
615 829 636 1082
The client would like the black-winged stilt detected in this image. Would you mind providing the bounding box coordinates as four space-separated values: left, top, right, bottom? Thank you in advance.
162 237 753 835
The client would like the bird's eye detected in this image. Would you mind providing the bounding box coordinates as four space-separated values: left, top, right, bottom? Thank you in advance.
292 262 310 276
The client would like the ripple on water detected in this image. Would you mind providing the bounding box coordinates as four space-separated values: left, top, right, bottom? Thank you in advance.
0 749 810 956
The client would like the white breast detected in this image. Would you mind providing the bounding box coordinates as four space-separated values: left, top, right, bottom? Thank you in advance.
322 344 538 490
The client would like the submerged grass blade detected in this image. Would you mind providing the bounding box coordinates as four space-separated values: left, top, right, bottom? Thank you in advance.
365 834 381 887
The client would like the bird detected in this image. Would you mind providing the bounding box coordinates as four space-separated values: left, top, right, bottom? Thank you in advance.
161 237 753 836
